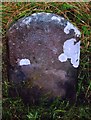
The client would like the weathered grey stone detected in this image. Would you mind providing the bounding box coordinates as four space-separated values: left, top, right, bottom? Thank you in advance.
7 12 81 104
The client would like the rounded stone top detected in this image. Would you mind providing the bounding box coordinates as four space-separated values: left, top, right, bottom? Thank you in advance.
9 12 81 38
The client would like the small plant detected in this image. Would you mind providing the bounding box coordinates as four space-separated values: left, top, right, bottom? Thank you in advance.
27 112 39 120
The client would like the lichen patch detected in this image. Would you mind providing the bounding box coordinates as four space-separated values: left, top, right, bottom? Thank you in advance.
58 38 80 68
18 59 31 66
51 16 61 22
22 17 32 25
64 22 81 37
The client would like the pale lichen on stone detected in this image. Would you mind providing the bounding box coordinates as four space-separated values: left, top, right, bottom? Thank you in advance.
58 53 67 62
19 59 31 66
22 17 32 25
46 13 50 15
32 13 37 16
58 38 80 68
64 21 81 37
51 16 61 22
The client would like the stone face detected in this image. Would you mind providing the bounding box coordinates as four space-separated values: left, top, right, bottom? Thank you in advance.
7 12 81 104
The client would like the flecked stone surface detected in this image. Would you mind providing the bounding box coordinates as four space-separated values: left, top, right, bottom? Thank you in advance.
7 12 81 104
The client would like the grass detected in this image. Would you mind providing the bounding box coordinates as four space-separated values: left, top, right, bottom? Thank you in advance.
2 2 91 120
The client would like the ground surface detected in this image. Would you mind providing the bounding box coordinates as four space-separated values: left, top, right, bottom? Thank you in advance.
2 2 91 120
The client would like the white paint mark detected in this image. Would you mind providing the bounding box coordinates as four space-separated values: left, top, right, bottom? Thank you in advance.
64 22 81 37
58 38 80 68
51 16 61 22
19 59 31 66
